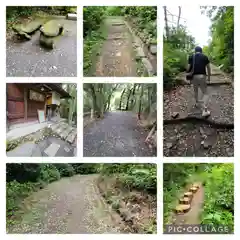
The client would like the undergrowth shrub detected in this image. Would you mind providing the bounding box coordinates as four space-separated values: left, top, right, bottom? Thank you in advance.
54 164 75 177
39 164 61 183
201 164 234 229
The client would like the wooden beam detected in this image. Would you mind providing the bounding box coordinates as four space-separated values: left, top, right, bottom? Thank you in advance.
24 88 28 120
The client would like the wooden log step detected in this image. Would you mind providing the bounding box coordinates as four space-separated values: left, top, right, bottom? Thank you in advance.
175 204 191 214
179 197 191 205
184 192 193 199
189 187 198 193
192 183 200 189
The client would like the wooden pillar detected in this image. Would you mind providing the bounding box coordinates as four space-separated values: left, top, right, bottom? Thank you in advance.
24 88 28 121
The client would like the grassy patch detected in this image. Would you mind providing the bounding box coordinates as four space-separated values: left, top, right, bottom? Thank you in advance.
6 180 42 229
83 22 107 76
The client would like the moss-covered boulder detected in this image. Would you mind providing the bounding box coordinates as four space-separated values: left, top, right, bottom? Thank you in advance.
39 33 54 49
40 20 64 37
12 20 42 40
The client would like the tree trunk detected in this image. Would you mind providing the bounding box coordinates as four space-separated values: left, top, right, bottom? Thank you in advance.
89 84 99 118
125 88 132 111
177 6 181 30
98 84 104 118
119 89 126 110
138 85 144 120
130 84 137 109
68 98 73 125
164 6 169 39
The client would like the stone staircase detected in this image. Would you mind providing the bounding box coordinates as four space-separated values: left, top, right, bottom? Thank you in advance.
48 121 77 145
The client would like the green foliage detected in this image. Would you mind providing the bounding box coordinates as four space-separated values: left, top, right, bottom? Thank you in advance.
163 25 195 90
6 6 76 22
201 7 234 73
83 28 107 76
6 163 41 183
39 164 61 183
163 163 234 227
53 164 75 177
72 164 100 174
100 163 157 193
6 180 40 226
83 6 106 37
201 164 234 229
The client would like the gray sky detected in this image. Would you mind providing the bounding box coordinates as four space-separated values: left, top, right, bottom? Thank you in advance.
166 6 212 46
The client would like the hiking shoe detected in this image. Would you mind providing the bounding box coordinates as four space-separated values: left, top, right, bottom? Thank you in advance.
194 102 201 108
202 109 211 117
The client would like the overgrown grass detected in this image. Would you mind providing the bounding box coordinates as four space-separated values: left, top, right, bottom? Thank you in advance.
200 164 234 232
83 22 107 76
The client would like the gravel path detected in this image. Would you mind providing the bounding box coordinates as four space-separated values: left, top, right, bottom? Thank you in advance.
163 67 234 157
6 18 77 77
84 111 156 157
8 175 122 234
95 17 138 77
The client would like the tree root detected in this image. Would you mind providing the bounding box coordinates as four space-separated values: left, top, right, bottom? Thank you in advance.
164 116 233 129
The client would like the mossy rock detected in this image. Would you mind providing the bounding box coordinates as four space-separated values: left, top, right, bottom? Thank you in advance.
13 20 42 34
39 33 54 49
12 20 42 40
175 204 191 214
179 197 191 205
40 20 64 37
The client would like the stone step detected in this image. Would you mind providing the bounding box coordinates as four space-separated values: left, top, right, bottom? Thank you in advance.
50 122 62 132
66 129 77 144
44 142 60 157
60 126 74 140
54 123 68 135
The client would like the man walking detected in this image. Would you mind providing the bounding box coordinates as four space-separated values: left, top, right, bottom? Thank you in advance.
187 46 211 117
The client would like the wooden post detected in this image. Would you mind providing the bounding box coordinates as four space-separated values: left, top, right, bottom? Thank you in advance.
24 88 28 121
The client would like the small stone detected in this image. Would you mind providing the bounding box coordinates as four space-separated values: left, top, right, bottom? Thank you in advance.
171 112 179 119
166 142 173 149
149 44 157 55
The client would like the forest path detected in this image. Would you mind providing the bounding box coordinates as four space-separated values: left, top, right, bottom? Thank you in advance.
83 111 156 157
163 65 234 157
6 17 77 77
173 184 204 225
8 174 122 234
95 16 138 77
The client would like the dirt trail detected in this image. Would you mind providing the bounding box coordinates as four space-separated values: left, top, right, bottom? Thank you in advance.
8 175 122 234
164 65 234 157
83 111 156 157
173 184 204 224
6 17 77 77
95 17 138 77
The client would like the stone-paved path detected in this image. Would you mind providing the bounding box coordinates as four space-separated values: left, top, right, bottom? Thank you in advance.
163 65 234 157
7 175 122 234
95 17 138 77
7 121 77 157
84 111 156 157
6 17 77 77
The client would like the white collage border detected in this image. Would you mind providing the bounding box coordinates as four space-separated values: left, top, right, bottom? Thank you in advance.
0 0 239 240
